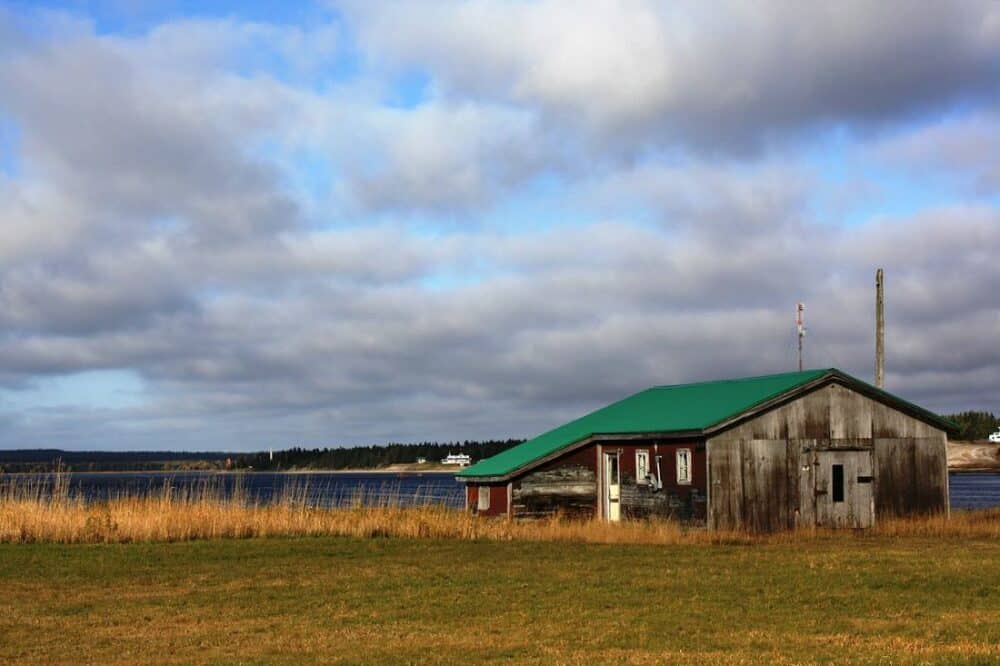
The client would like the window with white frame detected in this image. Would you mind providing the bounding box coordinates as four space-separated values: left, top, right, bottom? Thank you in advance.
478 486 490 511
676 448 692 485
636 450 650 484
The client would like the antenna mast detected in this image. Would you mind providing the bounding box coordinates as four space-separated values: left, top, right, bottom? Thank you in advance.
875 268 884 388
796 302 805 372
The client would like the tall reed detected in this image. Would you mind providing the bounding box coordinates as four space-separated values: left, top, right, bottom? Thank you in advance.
1 474 996 545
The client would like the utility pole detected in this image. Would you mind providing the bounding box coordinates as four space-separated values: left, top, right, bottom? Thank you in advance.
796 302 805 372
875 268 884 389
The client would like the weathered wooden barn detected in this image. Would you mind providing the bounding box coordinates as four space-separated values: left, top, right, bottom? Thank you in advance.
457 369 954 531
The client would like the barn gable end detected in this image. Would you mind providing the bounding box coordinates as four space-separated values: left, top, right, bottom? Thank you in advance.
707 382 948 531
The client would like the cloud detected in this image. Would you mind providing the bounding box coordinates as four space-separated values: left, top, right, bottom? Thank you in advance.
0 6 996 450
348 0 1000 153
340 102 551 214
0 20 302 243
875 112 1000 195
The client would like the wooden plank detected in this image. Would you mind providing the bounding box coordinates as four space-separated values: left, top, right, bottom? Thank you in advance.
913 436 948 514
873 402 916 438
873 438 912 518
736 439 789 532
512 465 597 518
796 439 817 528
783 398 808 440
800 387 832 440
785 438 800 529
707 437 743 530
830 383 873 440
856 449 875 528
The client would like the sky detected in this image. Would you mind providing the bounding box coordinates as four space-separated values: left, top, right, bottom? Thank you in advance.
0 1 998 451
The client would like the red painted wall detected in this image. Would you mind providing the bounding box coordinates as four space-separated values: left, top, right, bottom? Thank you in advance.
604 440 707 521
467 482 508 517
610 441 706 494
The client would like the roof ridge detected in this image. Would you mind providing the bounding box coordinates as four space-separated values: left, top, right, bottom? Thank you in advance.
650 368 833 391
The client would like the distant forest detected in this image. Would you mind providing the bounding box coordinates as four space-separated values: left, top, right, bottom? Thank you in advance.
0 449 232 473
0 440 525 473
945 412 999 442
233 440 525 471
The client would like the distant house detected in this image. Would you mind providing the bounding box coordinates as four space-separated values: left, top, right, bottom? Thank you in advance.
441 453 472 467
457 369 954 531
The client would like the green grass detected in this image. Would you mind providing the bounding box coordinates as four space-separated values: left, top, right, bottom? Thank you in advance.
1 536 997 664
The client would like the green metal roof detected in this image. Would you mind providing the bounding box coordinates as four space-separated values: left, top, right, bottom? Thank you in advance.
458 368 955 479
459 369 830 479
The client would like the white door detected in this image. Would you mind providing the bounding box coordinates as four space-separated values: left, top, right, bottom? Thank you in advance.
814 450 874 529
604 452 621 522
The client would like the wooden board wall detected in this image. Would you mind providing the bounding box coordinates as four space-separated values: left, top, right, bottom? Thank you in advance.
707 383 947 531
511 447 597 518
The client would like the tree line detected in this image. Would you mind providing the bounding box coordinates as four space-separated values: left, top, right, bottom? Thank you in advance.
234 440 525 471
944 411 999 442
0 449 231 473
0 441 526 473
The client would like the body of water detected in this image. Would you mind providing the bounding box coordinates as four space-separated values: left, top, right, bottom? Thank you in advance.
3 470 998 512
2 471 467 509
948 472 1000 510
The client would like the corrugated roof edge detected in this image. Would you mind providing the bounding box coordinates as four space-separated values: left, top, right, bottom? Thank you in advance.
458 368 956 480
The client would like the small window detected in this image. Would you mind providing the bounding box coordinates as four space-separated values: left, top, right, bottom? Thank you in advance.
676 448 692 485
636 450 650 483
832 465 844 503
478 486 490 511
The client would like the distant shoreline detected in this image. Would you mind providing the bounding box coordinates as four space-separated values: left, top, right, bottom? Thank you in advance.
948 441 1000 472
1 467 464 475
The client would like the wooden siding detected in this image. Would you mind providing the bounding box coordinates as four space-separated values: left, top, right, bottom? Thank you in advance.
511 446 597 518
507 440 708 521
708 383 947 531
873 437 948 518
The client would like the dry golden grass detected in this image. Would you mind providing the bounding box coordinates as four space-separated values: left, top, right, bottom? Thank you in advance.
3 533 998 664
2 473 997 545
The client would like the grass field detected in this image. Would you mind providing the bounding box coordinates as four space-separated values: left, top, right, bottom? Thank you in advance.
2 533 998 664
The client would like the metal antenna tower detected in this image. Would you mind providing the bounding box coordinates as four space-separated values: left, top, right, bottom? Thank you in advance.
796 302 805 372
